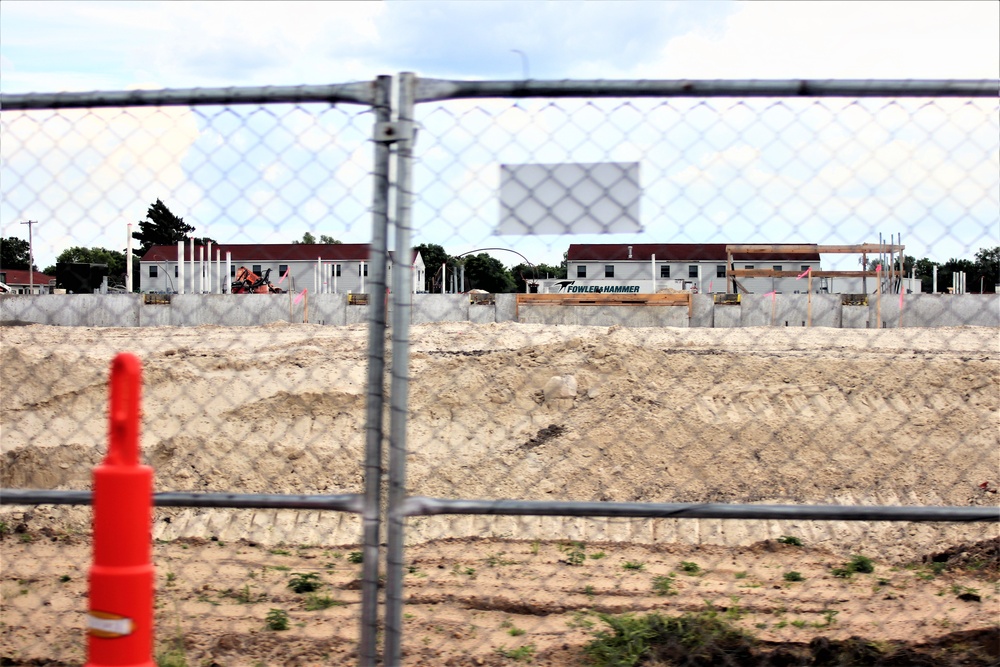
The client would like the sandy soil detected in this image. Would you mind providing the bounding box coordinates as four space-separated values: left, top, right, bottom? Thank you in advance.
1 321 998 665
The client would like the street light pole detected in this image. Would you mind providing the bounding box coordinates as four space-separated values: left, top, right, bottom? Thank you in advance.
20 220 37 294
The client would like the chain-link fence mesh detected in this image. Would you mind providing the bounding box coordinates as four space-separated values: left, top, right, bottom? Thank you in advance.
1 77 998 667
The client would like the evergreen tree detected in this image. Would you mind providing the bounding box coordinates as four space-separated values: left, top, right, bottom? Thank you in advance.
132 199 195 255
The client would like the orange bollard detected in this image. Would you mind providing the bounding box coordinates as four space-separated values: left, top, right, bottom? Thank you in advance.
85 353 155 667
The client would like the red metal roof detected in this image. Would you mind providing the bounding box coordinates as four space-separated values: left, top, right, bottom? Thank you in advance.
0 269 55 286
566 244 821 262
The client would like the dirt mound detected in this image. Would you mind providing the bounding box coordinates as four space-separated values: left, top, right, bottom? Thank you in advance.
921 537 1000 575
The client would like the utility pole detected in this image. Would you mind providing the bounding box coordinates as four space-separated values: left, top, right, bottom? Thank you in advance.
20 220 37 294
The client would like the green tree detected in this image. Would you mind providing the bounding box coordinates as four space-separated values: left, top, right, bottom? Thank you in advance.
462 253 516 293
510 261 566 293
913 257 939 293
938 257 976 293
414 243 454 291
292 233 342 244
132 199 196 255
0 236 32 270
973 246 999 292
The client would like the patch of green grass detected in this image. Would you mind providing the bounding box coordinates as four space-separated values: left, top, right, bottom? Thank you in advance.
819 609 839 627
833 554 875 578
566 610 596 630
265 608 290 631
155 645 187 667
652 574 677 596
508 626 526 637
583 585 596 598
227 584 261 604
59 574 71 583
734 571 748 579
269 548 291 556
304 594 344 610
777 536 803 546
583 611 756 667
622 561 645 571
791 619 808 629
723 596 745 621
783 571 804 582
679 561 701 575
288 572 322 594
486 553 517 567
495 644 535 661
589 551 607 560
347 551 364 564
452 564 476 577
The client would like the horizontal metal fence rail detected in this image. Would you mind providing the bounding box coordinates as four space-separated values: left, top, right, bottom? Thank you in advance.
413 77 999 103
0 489 365 512
0 82 376 110
401 496 999 522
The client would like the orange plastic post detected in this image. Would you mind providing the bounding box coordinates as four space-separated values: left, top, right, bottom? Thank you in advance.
86 353 155 667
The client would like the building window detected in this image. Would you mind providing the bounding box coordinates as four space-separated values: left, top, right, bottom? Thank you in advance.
174 266 178 277
660 265 670 278
688 265 698 278
773 265 782 271
604 265 614 278
149 265 158 277
577 265 587 278
716 265 726 278
801 265 810 272
745 265 754 270
359 264 368 277
252 265 262 275
278 264 288 277
230 265 237 277
334 264 341 277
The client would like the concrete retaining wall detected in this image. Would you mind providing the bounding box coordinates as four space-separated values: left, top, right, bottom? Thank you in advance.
519 304 691 327
412 294 468 324
2 293 997 329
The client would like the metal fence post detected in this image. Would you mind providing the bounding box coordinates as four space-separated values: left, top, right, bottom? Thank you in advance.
359 74 394 667
384 71 417 666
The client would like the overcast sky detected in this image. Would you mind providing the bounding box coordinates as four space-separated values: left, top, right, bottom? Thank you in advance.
2 1 998 270
3 1 998 90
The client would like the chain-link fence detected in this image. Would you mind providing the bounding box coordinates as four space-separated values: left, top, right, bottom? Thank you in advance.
2 76 998 667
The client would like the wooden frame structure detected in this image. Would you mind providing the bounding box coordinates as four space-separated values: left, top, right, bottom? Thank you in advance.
724 243 906 294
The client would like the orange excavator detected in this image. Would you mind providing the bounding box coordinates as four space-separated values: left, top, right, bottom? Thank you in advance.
231 267 283 294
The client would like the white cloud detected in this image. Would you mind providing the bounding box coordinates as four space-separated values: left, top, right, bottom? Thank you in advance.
1 106 203 265
638 1 1000 79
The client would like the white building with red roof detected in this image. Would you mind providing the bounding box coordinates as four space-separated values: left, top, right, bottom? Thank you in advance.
0 269 56 295
138 243 425 295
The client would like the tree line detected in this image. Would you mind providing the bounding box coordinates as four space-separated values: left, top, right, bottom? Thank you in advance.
1 199 997 293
